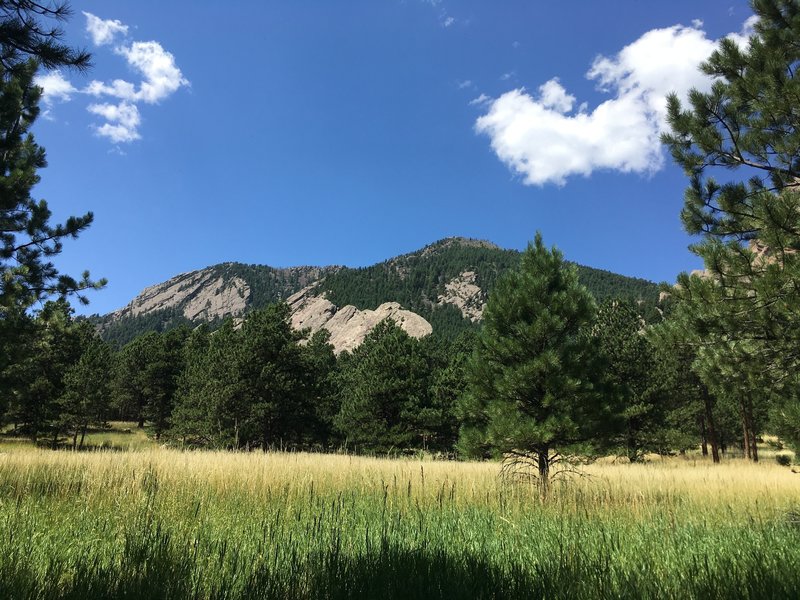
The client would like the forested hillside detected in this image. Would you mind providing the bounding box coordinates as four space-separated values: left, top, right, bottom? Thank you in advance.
320 237 662 337
93 237 661 346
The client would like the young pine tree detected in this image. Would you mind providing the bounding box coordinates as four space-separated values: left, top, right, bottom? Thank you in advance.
457 233 616 499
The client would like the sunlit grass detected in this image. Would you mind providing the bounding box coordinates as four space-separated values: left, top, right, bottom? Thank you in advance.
0 421 157 452
0 447 798 599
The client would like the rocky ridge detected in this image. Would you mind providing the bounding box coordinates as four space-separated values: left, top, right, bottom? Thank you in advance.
112 268 251 322
287 285 432 353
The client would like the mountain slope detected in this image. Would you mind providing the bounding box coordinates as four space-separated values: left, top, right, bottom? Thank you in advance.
95 237 662 347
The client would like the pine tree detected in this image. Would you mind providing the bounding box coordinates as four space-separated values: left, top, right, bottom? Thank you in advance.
8 299 83 445
0 1 90 74
0 58 101 314
335 319 434 452
302 329 338 447
237 303 310 450
457 233 613 499
60 329 113 449
592 300 664 462
661 0 800 449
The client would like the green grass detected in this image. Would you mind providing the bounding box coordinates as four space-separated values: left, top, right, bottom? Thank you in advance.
0 449 798 599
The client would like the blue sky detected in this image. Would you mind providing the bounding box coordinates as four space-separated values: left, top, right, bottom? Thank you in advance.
32 1 754 316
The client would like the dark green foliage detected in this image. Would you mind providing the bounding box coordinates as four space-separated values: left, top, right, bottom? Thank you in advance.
169 304 336 450
0 305 35 424
334 320 444 452
0 1 91 73
649 314 751 460
302 329 339 446
425 331 476 452
91 307 193 349
0 26 101 415
321 237 661 338
0 61 102 313
458 234 615 496
113 328 188 438
661 0 800 452
6 300 84 444
236 303 311 449
170 322 242 447
592 300 666 461
59 327 113 449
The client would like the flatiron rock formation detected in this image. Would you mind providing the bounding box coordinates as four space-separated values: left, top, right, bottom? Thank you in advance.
287 286 432 353
112 269 250 322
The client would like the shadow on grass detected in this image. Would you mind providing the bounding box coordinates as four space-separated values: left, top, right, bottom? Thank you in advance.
1 520 799 600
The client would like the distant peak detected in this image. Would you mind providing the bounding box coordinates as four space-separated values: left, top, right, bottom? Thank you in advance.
429 237 501 250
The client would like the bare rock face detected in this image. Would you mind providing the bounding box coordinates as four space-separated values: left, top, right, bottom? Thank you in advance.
183 276 250 321
437 270 486 322
287 286 432 353
113 268 250 322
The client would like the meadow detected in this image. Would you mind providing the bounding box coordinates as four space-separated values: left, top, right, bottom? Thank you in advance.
0 436 798 600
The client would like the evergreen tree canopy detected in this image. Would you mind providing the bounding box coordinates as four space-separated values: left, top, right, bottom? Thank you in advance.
592 300 665 461
661 0 800 449
0 1 90 73
0 62 101 313
458 234 614 497
334 319 437 452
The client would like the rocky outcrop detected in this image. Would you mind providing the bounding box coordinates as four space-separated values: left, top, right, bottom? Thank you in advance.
287 286 432 353
112 268 250 322
437 271 486 322
183 276 250 321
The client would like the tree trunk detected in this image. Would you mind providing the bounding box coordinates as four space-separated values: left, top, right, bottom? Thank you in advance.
702 389 720 463
700 416 708 457
740 397 758 462
79 425 87 450
72 429 78 451
537 448 550 501
137 416 145 429
741 401 751 459
745 398 758 463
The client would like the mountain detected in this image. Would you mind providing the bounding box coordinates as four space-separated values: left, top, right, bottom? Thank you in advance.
93 237 662 348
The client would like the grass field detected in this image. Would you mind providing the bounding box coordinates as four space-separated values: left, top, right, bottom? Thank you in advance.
0 442 799 600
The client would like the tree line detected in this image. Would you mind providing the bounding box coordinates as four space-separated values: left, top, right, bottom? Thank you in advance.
0 277 776 466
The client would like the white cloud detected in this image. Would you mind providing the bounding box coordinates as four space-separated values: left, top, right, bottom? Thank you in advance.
86 41 189 105
538 78 575 113
84 38 188 143
475 19 753 186
34 70 76 105
443 16 455 27
457 79 474 89
83 12 128 46
88 101 141 143
64 11 191 144
118 41 189 103
469 93 492 106
728 15 758 49
84 78 137 100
